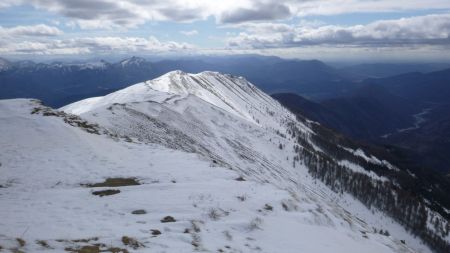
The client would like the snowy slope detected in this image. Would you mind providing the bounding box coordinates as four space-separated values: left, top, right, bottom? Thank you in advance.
0 71 432 252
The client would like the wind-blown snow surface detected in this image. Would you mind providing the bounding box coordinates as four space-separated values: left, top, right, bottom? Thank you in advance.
0 71 429 252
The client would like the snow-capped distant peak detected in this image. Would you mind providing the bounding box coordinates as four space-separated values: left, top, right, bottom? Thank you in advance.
78 60 109 70
0 57 12 71
119 56 147 67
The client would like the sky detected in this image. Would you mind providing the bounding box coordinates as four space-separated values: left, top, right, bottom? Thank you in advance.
1 0 450 61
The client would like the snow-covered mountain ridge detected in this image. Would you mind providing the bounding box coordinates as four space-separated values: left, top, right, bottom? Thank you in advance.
1 71 447 252
63 70 291 127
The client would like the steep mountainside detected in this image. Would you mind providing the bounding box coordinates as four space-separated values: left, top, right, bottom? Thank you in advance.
1 71 448 252
271 93 344 131
273 92 450 215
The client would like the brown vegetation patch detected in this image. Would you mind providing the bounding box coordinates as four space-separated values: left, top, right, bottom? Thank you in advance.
131 209 146 215
150 229 161 236
160 216 176 223
84 178 140 188
16 238 26 247
121 236 144 249
92 189 120 197
36 240 51 249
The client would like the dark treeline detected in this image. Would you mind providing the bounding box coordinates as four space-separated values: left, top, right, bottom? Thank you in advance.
287 117 450 253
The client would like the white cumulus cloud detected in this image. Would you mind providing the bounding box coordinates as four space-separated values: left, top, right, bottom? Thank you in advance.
0 24 63 37
227 14 450 48
0 35 194 55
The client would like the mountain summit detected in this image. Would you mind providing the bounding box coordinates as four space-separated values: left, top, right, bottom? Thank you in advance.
63 71 284 125
1 71 448 252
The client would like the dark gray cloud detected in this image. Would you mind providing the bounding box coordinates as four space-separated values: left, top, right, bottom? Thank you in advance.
7 0 207 28
158 7 204 22
60 0 135 20
2 0 450 28
220 2 291 23
29 0 144 27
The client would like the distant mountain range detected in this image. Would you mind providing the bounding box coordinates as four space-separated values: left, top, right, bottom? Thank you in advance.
1 55 357 107
3 55 449 108
0 56 155 107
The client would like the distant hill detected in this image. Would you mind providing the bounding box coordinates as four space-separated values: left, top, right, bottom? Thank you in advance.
273 85 420 141
364 68 450 104
338 63 450 80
